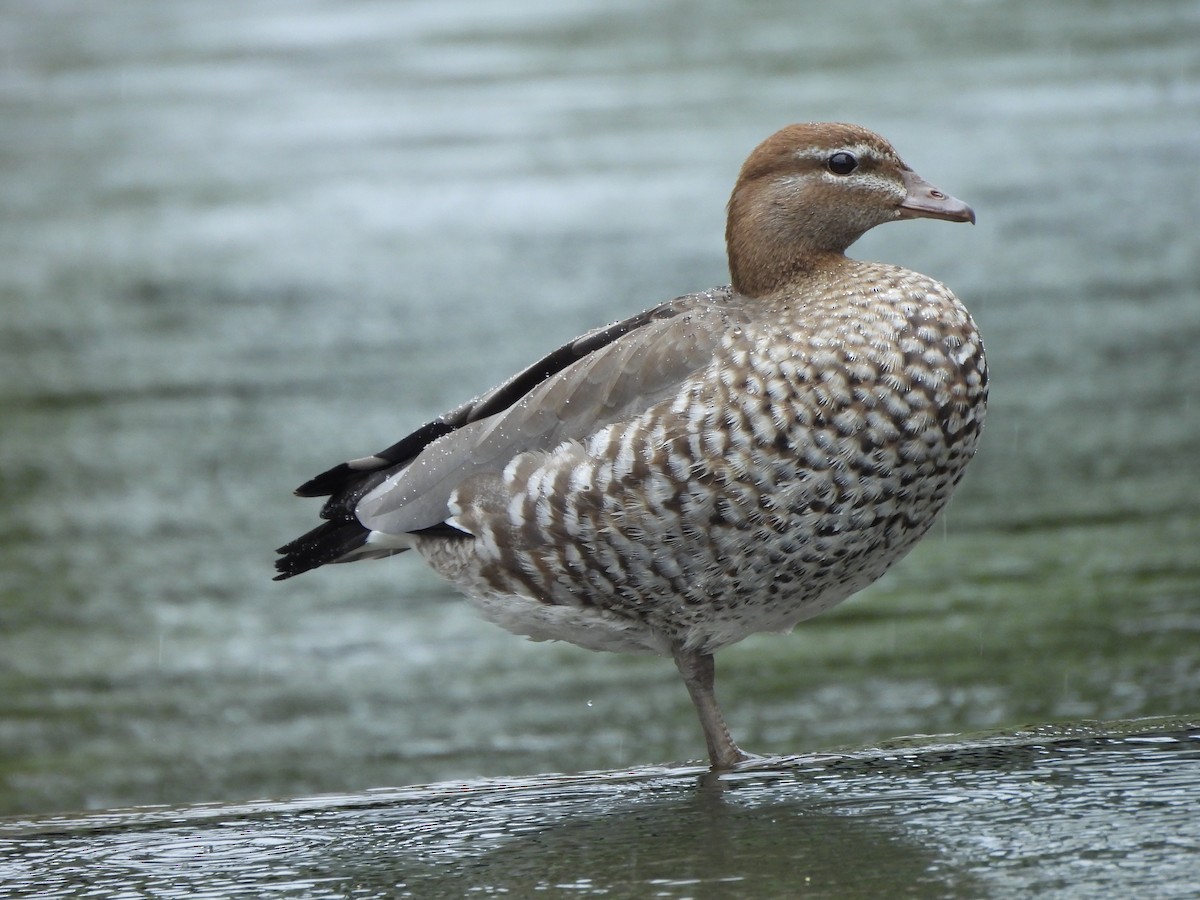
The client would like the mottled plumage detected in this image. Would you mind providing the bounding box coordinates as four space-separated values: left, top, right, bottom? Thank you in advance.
276 123 987 768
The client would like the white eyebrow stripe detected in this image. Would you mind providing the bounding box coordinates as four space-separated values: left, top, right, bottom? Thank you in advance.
791 143 884 163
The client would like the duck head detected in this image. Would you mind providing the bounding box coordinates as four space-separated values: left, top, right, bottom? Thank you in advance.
726 123 974 297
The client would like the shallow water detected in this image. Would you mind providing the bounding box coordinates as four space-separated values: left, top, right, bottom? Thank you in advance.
1 0 1198 847
2 719 1197 898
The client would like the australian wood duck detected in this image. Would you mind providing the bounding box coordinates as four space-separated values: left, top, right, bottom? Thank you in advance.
276 123 987 769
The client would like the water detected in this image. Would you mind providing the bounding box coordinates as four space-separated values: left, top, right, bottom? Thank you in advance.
1 720 1197 898
1 0 1198 888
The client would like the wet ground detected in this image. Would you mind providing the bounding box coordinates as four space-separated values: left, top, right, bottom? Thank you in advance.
2 719 1197 898
1 0 1198 893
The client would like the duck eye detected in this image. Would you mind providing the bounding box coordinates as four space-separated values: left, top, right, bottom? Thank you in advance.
827 152 858 176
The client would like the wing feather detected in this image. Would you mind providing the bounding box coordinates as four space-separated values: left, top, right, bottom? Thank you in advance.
356 291 742 534
275 286 740 578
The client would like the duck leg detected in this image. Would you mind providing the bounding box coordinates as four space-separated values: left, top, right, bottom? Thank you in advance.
673 649 752 769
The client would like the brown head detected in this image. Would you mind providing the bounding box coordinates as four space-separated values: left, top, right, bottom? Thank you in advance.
726 123 974 297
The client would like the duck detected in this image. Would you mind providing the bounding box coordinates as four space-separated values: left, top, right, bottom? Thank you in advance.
275 122 987 770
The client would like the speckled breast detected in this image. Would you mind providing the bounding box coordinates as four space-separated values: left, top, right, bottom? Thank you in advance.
436 263 987 653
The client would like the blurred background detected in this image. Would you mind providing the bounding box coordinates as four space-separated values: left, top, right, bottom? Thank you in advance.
1 0 1197 818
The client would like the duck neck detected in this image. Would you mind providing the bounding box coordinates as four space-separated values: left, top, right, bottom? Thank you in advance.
725 190 852 298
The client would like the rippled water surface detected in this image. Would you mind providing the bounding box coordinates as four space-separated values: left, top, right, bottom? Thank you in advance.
2 721 1197 898
1 1 1198 889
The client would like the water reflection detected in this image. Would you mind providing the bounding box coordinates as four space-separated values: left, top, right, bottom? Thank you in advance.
2 720 1195 898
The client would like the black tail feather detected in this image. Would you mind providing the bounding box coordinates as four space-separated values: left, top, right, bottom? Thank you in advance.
295 462 359 498
274 520 372 581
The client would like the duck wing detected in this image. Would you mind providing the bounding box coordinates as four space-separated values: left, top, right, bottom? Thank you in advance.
274 286 740 579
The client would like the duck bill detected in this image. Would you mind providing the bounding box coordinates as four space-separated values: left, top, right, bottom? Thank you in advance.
898 169 975 224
